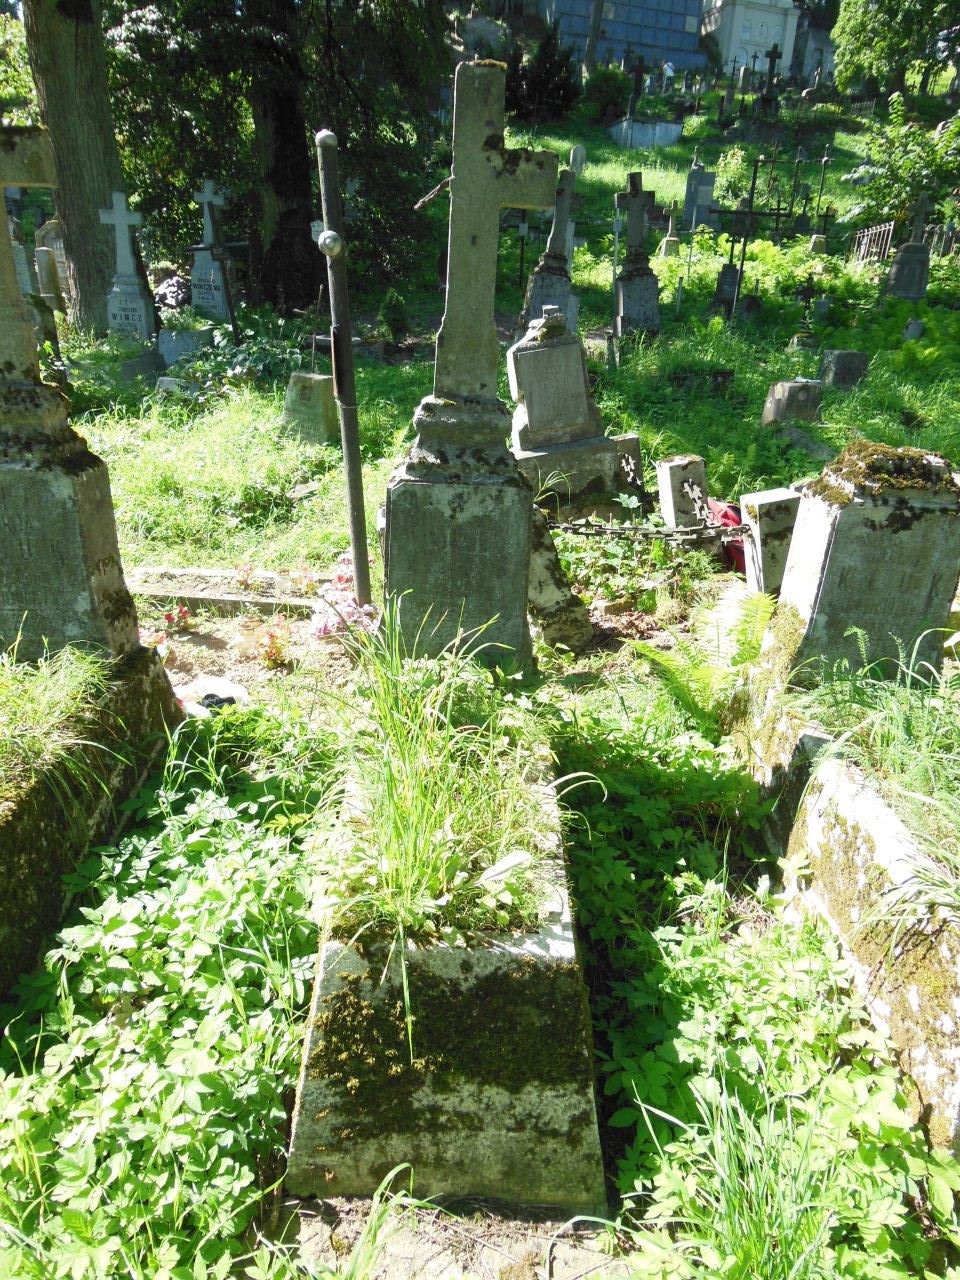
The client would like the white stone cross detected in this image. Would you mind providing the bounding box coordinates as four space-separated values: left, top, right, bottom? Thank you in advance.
193 179 226 246
435 62 557 402
99 191 141 278
0 126 57 383
545 167 575 259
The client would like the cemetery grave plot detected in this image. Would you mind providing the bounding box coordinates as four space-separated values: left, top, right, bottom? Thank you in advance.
6 44 960 1280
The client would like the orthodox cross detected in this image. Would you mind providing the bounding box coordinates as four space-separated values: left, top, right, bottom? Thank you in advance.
435 62 557 402
99 191 141 278
0 126 57 383
615 172 654 266
193 179 226 247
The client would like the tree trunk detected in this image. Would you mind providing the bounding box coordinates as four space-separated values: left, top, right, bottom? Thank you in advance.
584 0 603 74
246 0 321 314
22 0 124 332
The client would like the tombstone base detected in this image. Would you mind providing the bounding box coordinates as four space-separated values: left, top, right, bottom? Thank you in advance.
658 236 680 257
616 266 660 338
519 254 578 335
711 263 742 312
0 383 139 661
514 436 624 501
384 397 533 662
528 508 595 653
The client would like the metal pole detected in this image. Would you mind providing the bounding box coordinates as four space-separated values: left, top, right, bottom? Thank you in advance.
612 211 622 312
315 129 372 608
730 154 762 321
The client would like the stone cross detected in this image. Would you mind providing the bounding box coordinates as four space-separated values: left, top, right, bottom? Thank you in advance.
193 179 225 247
435 61 557 402
99 191 141 278
911 193 930 243
764 44 782 95
545 168 575 258
615 173 647 255
0 127 57 383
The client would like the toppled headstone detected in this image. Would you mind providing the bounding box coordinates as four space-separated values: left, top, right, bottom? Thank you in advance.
614 172 660 339
281 371 339 444
820 349 869 390
99 191 156 340
773 441 960 674
384 61 558 660
740 486 800 595
762 378 821 425
518 167 579 334
508 305 637 501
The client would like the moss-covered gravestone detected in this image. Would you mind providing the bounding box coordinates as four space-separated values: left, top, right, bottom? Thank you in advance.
383 62 558 661
286 842 607 1213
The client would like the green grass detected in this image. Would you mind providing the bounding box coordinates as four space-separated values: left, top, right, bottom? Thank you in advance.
0 647 109 796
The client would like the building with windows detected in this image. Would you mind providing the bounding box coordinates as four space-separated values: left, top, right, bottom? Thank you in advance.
540 0 707 70
700 0 799 77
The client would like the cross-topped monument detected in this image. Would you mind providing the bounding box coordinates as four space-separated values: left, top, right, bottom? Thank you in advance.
435 63 557 402
764 43 782 96
191 178 233 322
614 172 660 338
99 191 156 340
0 127 57 383
518 165 578 333
385 61 559 661
0 128 140 660
194 179 226 247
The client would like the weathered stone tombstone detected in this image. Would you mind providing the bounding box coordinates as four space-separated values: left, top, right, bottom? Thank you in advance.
99 191 156 341
34 245 65 313
35 216 69 304
886 197 931 302
762 378 822 425
614 172 660 339
768 442 960 675
508 305 638 500
659 201 680 257
740 486 801 595
518 166 579 334
820 349 869 390
191 179 233 322
569 144 587 176
712 261 742 312
281 371 339 444
7 215 37 298
383 60 557 659
0 129 140 660
656 454 708 529
683 157 718 231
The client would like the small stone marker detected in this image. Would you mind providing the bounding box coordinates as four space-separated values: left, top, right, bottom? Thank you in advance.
614 172 660 338
684 157 717 230
569 144 587 175
384 60 558 658
740 487 800 595
34 246 65 312
35 217 69 303
712 261 742 311
0 127 139 659
656 454 708 529
519 166 579 334
659 202 680 257
762 378 821 425
774 442 960 673
886 197 931 302
99 191 156 340
820 349 869 390
508 305 638 500
281 371 339 444
191 179 232 322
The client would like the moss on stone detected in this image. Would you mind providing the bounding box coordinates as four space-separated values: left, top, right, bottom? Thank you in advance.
308 946 595 1145
806 439 959 508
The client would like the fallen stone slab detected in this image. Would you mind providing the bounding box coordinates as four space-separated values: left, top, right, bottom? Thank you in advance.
126 565 331 619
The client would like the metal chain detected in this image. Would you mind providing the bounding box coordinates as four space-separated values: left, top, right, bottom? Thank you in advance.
547 516 751 547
